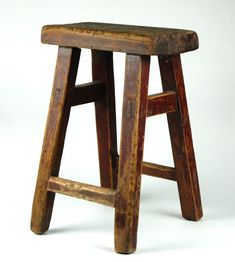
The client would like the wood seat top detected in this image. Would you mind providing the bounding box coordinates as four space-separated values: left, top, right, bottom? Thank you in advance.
41 22 198 55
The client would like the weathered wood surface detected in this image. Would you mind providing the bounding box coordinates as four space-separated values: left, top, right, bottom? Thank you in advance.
48 177 116 207
92 50 118 189
114 155 176 181
114 54 150 254
142 161 176 181
147 91 177 116
41 22 198 55
31 21 202 254
158 54 203 221
30 47 80 234
71 81 105 106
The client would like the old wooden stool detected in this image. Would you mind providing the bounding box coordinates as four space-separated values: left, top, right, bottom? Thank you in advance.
31 22 203 254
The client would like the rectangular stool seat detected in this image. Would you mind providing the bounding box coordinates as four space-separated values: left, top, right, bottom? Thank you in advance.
41 22 198 55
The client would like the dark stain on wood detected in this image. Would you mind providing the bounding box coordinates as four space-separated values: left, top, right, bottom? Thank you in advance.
158 54 203 221
147 91 178 116
70 81 105 106
92 50 118 189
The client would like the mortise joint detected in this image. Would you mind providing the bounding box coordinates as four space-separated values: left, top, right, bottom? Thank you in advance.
127 99 133 119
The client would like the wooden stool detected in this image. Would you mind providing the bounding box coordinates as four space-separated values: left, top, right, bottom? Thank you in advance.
31 22 203 254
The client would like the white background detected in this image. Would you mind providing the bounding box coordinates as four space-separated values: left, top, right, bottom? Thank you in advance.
0 0 235 261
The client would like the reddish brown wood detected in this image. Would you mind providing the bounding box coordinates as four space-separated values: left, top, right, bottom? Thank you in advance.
147 91 177 116
92 50 118 189
142 161 176 181
114 54 150 254
114 155 177 181
71 81 105 106
41 22 198 55
158 54 203 221
31 21 202 253
47 177 116 207
30 47 80 234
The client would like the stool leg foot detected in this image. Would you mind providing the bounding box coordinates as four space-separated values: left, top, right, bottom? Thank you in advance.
159 55 203 221
92 51 118 189
30 47 80 234
115 54 150 253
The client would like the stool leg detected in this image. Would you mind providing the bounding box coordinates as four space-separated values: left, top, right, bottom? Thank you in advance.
158 54 203 221
115 54 150 253
31 47 80 234
92 51 118 189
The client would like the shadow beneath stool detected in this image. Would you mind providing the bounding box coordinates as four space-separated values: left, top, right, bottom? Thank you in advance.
94 245 114 253
138 241 197 254
47 225 81 235
144 206 183 220
47 221 111 235
159 210 182 220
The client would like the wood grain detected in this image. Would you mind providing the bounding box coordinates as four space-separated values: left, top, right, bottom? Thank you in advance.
142 161 176 181
158 54 203 221
92 50 118 189
147 91 177 116
114 155 176 181
31 21 202 254
41 22 198 55
114 54 150 254
48 177 116 207
30 47 80 234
